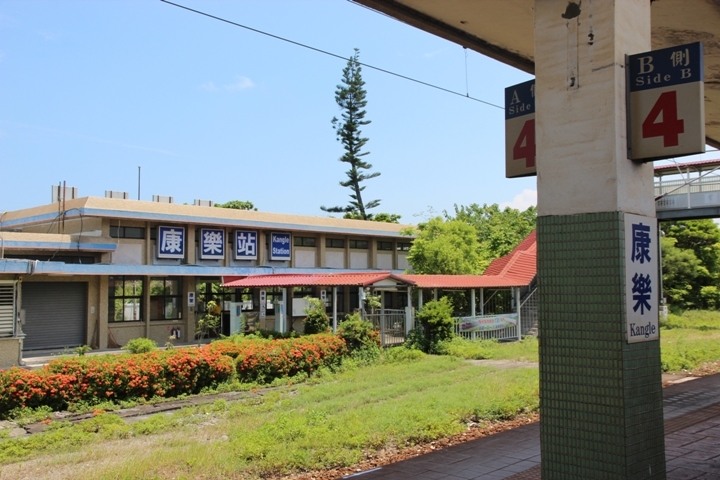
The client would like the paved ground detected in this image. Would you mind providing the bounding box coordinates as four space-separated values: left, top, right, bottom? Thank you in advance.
345 374 720 480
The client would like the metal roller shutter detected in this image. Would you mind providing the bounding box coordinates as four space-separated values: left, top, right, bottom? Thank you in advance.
0 283 16 337
22 282 87 351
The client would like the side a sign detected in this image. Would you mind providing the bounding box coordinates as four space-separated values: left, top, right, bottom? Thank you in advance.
505 79 536 178
628 42 705 162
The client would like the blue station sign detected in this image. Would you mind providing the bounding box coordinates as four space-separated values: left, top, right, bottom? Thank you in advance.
505 79 536 178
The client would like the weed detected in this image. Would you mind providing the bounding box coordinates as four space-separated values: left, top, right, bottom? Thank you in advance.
123 337 157 354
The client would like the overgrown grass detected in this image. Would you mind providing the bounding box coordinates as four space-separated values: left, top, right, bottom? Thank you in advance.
437 336 539 361
4 311 720 479
0 354 538 479
660 310 720 372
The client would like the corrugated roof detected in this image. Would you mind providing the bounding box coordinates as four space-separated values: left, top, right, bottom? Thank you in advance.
654 159 720 176
222 232 538 289
223 272 410 288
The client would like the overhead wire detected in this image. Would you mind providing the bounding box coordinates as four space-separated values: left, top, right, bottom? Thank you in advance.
159 0 504 110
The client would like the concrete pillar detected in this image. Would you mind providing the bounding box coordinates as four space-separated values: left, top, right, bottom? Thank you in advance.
535 1 665 478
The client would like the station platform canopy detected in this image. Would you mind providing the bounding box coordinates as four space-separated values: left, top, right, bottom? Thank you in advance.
351 0 720 150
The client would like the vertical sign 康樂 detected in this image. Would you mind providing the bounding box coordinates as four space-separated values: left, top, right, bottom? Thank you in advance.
200 228 225 260
625 213 659 343
505 79 536 178
628 42 705 162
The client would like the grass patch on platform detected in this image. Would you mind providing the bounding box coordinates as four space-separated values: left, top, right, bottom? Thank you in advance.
0 355 538 480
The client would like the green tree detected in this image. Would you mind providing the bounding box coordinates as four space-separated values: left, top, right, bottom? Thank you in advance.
215 200 257 210
406 297 455 354
448 203 536 262
343 211 401 223
321 49 381 221
406 217 484 274
303 297 330 334
660 236 707 308
661 219 720 310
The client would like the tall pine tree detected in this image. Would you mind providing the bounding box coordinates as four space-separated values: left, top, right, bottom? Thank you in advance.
321 49 380 220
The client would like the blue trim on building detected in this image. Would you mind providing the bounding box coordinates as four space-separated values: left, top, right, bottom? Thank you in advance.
0 259 403 277
0 240 116 251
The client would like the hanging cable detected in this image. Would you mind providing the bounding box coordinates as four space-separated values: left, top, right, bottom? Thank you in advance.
464 47 470 97
160 0 504 110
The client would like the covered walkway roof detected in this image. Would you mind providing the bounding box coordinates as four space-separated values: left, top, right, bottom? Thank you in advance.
223 231 538 290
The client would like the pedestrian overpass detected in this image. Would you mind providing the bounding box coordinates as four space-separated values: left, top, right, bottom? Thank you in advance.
655 159 720 221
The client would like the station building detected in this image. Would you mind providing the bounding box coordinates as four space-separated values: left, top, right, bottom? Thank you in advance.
0 191 414 364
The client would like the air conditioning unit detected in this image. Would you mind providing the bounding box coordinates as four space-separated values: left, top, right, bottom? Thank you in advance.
51 185 78 203
105 191 129 199
152 195 174 203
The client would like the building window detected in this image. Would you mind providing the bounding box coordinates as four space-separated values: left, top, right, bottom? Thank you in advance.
110 226 145 239
150 278 182 320
396 242 411 252
349 239 368 249
109 276 143 322
294 236 317 247
377 241 394 251
326 238 345 249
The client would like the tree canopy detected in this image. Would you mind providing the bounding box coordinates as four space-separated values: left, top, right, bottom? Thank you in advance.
215 200 257 211
448 203 537 259
661 219 720 310
407 204 537 275
406 217 485 274
321 49 382 221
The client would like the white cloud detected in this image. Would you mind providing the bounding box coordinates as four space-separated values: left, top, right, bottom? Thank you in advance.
200 81 219 92
224 76 254 91
200 76 254 93
501 189 537 210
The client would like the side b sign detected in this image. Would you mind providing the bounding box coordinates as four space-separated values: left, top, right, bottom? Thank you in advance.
505 79 536 178
627 42 705 162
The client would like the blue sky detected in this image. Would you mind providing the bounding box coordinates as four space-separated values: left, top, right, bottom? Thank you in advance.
1 1 715 224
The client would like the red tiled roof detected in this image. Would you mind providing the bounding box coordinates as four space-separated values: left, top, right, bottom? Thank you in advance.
222 232 537 289
223 272 408 288
654 159 720 176
482 230 537 287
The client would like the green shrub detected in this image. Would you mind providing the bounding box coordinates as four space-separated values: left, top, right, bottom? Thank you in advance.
196 300 221 339
382 346 426 363
303 297 330 334
337 313 380 351
124 337 157 354
407 298 455 354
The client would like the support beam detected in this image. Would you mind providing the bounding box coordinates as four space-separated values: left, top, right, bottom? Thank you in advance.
535 1 665 478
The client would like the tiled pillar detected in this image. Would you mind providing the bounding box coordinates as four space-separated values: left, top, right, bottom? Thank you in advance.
534 1 665 478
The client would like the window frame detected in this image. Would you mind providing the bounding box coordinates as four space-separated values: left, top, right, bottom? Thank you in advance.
108 276 144 323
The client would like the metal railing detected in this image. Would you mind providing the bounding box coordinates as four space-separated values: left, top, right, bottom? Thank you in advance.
363 309 407 347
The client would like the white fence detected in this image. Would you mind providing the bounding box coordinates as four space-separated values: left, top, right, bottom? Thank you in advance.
454 287 538 342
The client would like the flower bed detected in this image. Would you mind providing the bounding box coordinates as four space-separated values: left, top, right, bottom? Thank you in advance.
0 347 233 416
0 334 350 417
209 333 348 383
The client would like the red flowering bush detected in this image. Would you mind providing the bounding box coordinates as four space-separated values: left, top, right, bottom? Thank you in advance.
0 333 349 417
0 348 233 417
231 334 348 383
